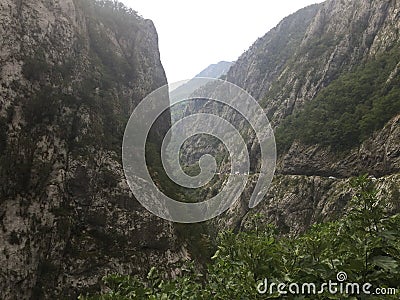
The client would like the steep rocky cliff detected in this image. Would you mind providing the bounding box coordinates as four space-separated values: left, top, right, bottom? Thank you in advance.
175 0 399 234
226 0 400 172
217 119 400 235
227 0 400 123
0 0 185 299
227 0 400 233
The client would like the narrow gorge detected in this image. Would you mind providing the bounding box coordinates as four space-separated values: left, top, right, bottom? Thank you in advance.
0 0 399 298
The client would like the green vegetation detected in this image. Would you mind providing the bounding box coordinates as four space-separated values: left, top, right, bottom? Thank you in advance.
80 176 400 299
145 142 187 201
17 0 145 155
275 46 400 153
22 49 51 81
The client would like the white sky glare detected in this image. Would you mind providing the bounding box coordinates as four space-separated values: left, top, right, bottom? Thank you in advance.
122 0 325 83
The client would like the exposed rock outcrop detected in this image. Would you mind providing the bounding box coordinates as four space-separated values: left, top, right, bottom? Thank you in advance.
219 0 400 233
280 114 400 177
216 117 400 235
0 0 184 299
227 0 400 122
175 0 400 235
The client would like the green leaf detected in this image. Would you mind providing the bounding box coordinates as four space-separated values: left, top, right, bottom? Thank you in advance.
371 256 399 271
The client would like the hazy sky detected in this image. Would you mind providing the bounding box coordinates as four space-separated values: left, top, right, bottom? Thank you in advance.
122 0 325 83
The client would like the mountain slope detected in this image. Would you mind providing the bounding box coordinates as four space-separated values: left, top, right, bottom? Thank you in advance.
224 0 400 232
195 61 233 78
228 0 400 123
0 0 184 298
170 61 233 122
173 0 400 234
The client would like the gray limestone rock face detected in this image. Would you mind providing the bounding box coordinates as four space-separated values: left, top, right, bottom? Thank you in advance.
174 0 400 235
0 0 185 299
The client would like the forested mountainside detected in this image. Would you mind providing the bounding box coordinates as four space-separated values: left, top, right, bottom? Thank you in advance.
227 0 400 123
0 0 185 298
175 0 399 234
226 0 400 234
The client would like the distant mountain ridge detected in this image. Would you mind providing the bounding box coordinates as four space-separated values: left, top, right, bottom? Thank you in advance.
195 61 233 78
170 61 233 122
